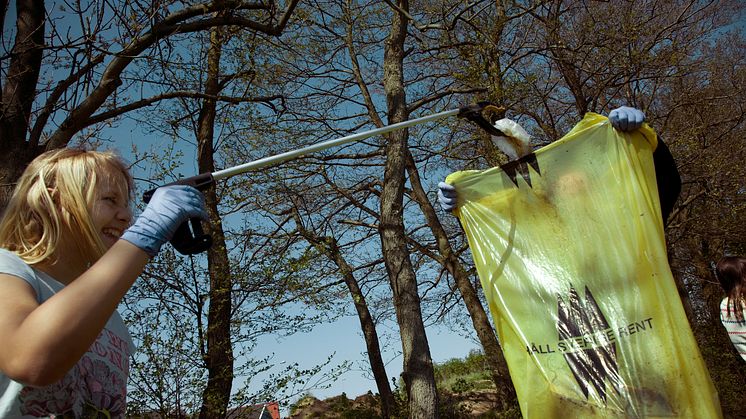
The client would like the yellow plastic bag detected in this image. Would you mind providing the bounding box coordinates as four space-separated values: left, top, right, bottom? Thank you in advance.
447 113 721 418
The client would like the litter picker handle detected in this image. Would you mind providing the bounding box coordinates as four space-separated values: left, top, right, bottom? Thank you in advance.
141 101 503 255
142 172 215 255
208 102 504 181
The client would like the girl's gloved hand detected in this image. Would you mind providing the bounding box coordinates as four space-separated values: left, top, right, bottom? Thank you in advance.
609 106 645 132
121 185 208 257
437 182 458 213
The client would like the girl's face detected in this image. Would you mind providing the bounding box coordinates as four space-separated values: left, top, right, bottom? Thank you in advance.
90 173 132 249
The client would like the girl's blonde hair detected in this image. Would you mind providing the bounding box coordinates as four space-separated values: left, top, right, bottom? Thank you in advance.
0 148 133 265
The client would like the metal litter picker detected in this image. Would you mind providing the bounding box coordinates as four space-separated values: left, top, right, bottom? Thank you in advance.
144 102 504 254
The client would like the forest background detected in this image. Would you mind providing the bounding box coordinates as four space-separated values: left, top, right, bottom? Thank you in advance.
2 0 745 417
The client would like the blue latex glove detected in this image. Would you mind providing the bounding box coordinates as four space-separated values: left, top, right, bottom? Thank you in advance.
609 106 645 132
437 182 457 212
121 185 208 257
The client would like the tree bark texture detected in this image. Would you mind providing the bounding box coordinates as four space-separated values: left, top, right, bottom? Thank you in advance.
380 1 439 417
197 26 235 419
1 0 44 144
0 0 45 209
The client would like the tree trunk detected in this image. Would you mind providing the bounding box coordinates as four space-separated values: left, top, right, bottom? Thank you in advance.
293 215 397 418
1 0 43 142
322 241 398 418
0 0 45 210
404 151 518 410
380 2 439 417
197 25 234 419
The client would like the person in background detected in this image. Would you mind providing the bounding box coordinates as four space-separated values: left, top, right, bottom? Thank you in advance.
715 256 746 361
0 148 207 417
438 106 681 225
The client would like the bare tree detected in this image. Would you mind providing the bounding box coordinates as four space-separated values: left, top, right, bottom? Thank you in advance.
290 201 398 418
192 23 235 418
1 0 298 207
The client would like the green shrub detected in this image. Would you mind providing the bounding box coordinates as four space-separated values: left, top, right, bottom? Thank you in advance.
451 378 472 394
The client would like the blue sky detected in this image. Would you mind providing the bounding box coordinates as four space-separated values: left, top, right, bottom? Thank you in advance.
251 315 480 402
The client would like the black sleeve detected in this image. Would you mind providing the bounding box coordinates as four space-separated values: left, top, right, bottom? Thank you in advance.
653 138 681 226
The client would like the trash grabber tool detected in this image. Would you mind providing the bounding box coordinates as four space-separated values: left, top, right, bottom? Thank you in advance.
144 101 504 255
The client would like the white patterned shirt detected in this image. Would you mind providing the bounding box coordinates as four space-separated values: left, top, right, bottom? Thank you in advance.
0 248 135 418
720 297 746 361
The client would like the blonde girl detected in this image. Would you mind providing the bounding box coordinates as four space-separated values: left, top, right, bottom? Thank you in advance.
0 148 206 417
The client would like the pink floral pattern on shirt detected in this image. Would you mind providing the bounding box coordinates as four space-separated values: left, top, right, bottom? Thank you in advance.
17 328 130 418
